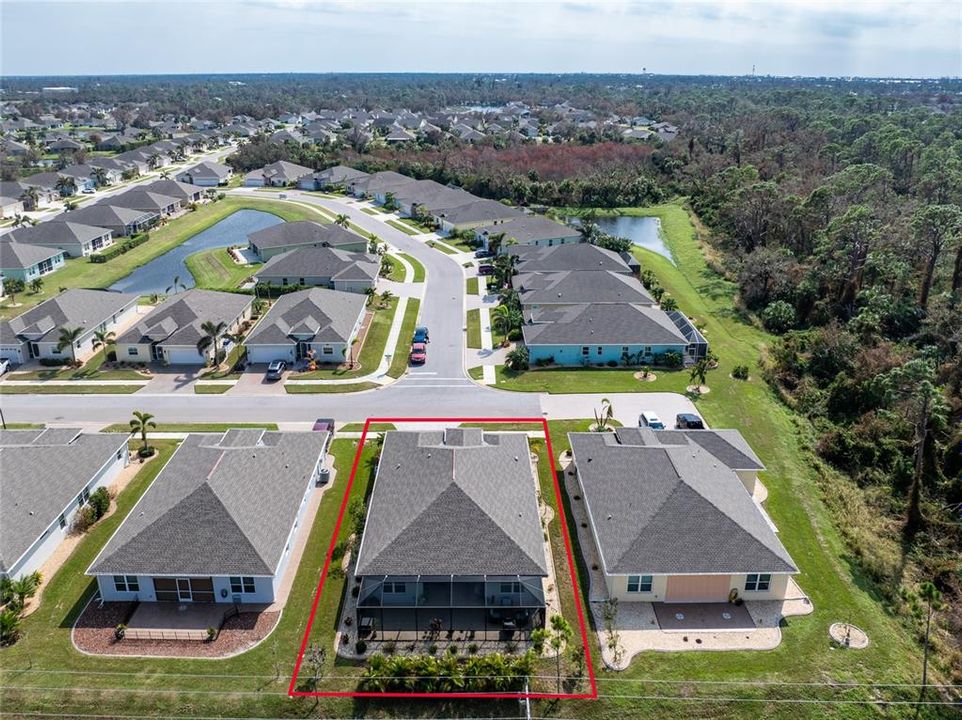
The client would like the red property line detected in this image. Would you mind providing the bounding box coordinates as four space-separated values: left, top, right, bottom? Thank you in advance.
288 417 599 700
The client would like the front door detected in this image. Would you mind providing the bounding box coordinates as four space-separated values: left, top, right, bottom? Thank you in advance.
296 341 310 360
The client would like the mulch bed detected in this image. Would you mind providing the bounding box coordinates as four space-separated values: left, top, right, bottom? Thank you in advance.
73 601 279 658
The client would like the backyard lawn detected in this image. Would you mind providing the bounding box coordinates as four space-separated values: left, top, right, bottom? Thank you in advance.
0 196 319 320
184 247 258 290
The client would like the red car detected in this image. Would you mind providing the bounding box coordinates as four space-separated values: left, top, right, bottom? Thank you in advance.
409 342 427 365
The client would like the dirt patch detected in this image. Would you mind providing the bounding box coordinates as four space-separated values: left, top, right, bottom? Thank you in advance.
633 371 658 382
73 600 279 658
686 384 711 394
829 622 869 649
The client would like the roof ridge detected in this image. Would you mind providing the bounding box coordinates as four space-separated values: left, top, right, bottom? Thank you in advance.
203 479 275 572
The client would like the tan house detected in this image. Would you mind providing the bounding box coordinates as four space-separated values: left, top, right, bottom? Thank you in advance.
568 427 797 604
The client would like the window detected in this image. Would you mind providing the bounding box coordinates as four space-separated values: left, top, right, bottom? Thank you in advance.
597 346 603 355
383 582 407 594
745 573 771 592
76 487 90 507
626 575 653 593
298 278 305 285
113 575 139 592
322 346 333 355
127 347 138 356
622 346 630 354
52 346 62 355
499 582 521 594
117 450 123 460
581 346 589 356
230 576 256 594
59 513 67 529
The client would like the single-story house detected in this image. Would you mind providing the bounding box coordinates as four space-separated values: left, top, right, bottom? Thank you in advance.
433 198 523 233
142 178 205 204
297 165 369 191
667 309 709 361
65 204 159 236
243 160 313 187
0 196 25 218
568 428 797 603
513 270 656 310
176 161 232 187
0 181 58 209
0 428 129 579
354 429 548 634
7 221 114 258
476 216 581 251
244 287 366 365
0 240 66 283
0 288 139 364
247 221 367 261
347 170 416 202
21 172 70 196
391 180 476 219
522 302 690 366
47 137 85 153
88 429 329 605
115 289 253 365
109 189 181 216
254 247 379 293
509 242 634 275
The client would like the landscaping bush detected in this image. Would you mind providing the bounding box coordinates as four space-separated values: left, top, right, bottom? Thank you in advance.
606 359 618 367
355 639 367 655
732 364 750 380
361 652 536 693
382 641 396 655
39 358 68 367
88 487 110 520
507 328 522 341
71 505 98 534
114 624 126 641
137 446 155 459
206 626 217 642
534 356 554 367
89 233 150 263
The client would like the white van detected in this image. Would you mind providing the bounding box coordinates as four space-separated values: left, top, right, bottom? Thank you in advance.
639 411 665 430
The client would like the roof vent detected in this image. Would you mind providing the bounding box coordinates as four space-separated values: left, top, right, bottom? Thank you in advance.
606 514 612 521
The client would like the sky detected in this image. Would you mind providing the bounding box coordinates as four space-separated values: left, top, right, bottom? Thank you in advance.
1 0 959 78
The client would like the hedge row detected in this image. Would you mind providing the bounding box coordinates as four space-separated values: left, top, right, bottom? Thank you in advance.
89 233 150 263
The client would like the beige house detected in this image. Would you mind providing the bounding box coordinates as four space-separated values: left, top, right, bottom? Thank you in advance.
568 427 797 604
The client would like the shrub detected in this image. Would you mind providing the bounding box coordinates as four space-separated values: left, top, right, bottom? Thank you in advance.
114 624 126 641
732 364 750 380
761 300 797 334
39 358 68 367
427 643 438 655
355 639 367 655
446 644 458 656
467 642 479 654
137 446 155 459
350 585 360 598
382 641 396 655
507 328 522 341
606 359 618 367
88 487 111 520
206 626 217 641
72 505 98 534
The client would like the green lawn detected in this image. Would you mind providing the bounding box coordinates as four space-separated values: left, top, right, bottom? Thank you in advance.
394 216 432 232
6 349 148 381
466 308 482 348
442 236 474 252
101 422 277 433
0 384 143 394
0 197 319 320
361 207 383 215
284 381 378 394
494 365 689 393
381 254 406 282
290 298 398 379
427 239 458 255
466 276 479 295
184 247 258 290
385 219 419 236
193 384 232 394
397 252 426 282
386 298 421 378
467 365 484 380
340 422 397 432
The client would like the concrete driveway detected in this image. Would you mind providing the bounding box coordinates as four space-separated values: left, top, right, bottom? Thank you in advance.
228 365 287 395
141 367 204 394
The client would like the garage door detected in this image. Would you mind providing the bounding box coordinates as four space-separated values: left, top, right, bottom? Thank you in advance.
665 575 732 603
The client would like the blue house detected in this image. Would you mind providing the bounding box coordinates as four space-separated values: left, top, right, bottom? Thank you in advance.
0 241 65 283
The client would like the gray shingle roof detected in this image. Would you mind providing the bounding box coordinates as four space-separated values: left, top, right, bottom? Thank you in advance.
245 287 366 346
0 240 62 270
179 161 231 180
116 289 252 347
477 216 581 245
0 289 138 345
109 189 180 213
354 430 548 577
523 303 687 346
246 160 313 183
568 431 796 575
247 221 361 251
1 429 128 575
515 270 655 306
615 427 765 471
66 204 156 229
254 247 379 285
8 221 110 249
88 430 327 577
509 243 632 274
349 171 416 195
142 179 204 201
313 165 369 185
436 199 522 225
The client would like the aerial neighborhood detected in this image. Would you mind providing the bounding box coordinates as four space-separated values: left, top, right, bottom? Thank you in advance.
0 54 957 719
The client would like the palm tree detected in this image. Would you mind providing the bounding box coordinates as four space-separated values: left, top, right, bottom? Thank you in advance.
379 289 394 307
4 278 25 305
18 186 40 211
12 214 32 228
364 287 376 307
334 213 350 228
7 572 41 612
165 275 187 295
29 277 43 294
159 169 171 180
689 358 709 392
593 397 614 432
92 329 115 354
367 235 382 254
196 320 227 365
129 410 156 455
660 296 678 312
56 326 83 365
54 175 77 198
90 167 109 188
914 581 944 720
146 152 161 170
504 345 529 372
0 609 22 646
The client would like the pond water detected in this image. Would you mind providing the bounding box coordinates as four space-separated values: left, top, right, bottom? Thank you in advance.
593 215 674 263
108 209 282 296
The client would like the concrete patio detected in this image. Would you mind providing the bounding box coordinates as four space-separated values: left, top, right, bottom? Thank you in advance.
126 602 240 640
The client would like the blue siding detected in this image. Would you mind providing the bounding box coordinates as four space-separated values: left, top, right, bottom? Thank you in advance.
528 343 687 366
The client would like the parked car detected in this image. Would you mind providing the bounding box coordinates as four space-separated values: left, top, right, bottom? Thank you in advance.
413 326 430 343
477 264 495 275
265 360 286 381
409 342 427 365
676 413 705 429
474 249 494 259
81 187 95 194
0 359 10 375
639 411 665 430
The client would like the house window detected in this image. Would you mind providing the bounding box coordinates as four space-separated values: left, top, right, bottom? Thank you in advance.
52 347 62 355
597 346 603 355
622 346 630 354
76 487 90 507
499 582 521 594
117 450 123 460
127 347 138 356
230 576 256 594
626 575 653 593
299 278 305 285
745 573 771 592
113 575 139 592
581 346 589 356
322 346 333 355
383 582 407 594
59 513 67 529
